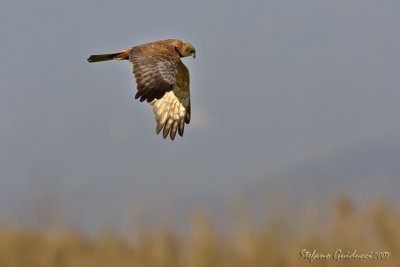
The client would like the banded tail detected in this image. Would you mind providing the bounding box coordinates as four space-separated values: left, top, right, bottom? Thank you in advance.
87 48 132 63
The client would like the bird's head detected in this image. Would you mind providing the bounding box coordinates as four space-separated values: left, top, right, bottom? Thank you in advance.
175 40 196 59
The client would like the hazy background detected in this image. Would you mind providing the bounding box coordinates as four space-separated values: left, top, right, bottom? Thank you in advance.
1 0 399 233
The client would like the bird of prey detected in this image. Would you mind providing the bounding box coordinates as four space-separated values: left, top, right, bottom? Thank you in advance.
87 39 196 140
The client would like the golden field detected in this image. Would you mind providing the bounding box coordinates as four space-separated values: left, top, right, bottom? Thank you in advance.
0 195 398 267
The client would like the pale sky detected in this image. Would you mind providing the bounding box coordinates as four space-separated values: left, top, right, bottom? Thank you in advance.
1 0 399 231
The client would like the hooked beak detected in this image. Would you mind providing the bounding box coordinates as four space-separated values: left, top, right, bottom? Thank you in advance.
191 51 196 59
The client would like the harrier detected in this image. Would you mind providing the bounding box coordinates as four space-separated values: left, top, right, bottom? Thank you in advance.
87 39 196 140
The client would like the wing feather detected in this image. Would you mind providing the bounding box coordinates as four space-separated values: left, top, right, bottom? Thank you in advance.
130 44 180 102
150 61 191 140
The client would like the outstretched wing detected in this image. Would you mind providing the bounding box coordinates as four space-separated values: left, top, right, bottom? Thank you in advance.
130 44 180 102
150 61 191 140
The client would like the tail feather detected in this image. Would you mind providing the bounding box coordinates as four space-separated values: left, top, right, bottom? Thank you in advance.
87 48 131 63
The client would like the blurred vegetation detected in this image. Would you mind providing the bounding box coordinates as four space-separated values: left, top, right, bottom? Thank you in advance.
0 195 398 267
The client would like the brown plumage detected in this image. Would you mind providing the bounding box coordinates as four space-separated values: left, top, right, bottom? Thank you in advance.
87 39 196 140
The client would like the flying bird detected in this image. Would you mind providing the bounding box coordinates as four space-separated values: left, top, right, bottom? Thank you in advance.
87 39 196 140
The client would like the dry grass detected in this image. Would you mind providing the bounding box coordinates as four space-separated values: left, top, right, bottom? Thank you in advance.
0 195 398 267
